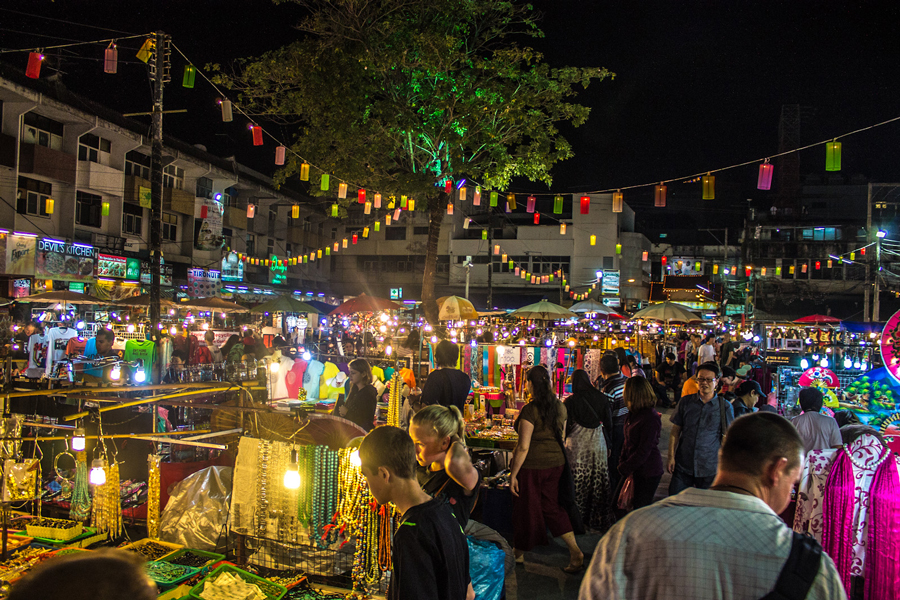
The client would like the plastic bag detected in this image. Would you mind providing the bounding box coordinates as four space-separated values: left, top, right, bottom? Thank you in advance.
617 475 634 511
159 466 232 551
468 536 505 600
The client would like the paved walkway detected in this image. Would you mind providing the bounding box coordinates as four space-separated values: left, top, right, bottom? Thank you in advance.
514 408 675 599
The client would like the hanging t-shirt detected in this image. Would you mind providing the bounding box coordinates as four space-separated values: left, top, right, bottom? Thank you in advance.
45 326 79 376
303 360 325 401
270 354 296 400
124 339 157 368
26 333 47 378
158 337 174 369
286 359 308 400
66 337 87 357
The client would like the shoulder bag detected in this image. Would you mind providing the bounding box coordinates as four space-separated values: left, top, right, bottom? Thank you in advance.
552 426 585 535
758 532 822 600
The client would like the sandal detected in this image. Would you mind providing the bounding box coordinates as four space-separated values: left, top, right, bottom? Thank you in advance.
562 563 585 574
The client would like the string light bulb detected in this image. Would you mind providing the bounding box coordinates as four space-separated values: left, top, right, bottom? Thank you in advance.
89 458 107 486
284 448 300 489
72 427 86 452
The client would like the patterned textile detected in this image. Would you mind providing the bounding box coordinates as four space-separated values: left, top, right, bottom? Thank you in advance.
793 433 900 577
583 350 604 384
565 422 614 532
472 346 483 387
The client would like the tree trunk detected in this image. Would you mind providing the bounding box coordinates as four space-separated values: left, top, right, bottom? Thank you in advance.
421 193 446 325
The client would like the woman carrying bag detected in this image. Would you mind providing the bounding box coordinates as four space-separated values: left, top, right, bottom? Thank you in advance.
510 365 585 574
616 376 664 512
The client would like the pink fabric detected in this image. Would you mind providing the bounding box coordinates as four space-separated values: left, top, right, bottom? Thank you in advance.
822 450 855 592
867 452 900 600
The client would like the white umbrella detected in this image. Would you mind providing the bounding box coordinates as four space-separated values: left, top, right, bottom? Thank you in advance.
570 299 620 315
631 301 702 324
511 299 577 320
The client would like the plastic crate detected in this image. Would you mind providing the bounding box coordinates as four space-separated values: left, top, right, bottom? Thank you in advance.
121 538 183 562
145 560 201 590
188 564 286 600
162 548 226 576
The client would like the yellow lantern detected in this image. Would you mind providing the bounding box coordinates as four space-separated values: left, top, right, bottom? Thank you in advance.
590 235 596 246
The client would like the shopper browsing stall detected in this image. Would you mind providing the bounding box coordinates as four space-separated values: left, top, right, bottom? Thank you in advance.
421 340 471 412
332 358 378 431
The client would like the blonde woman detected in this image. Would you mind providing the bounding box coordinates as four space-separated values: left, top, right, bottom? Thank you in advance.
410 404 481 528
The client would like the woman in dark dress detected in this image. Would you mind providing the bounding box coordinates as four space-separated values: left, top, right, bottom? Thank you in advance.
563 369 614 532
617 376 664 511
333 358 378 431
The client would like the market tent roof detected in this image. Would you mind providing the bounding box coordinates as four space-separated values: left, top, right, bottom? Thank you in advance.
510 299 577 320
249 295 322 314
19 290 106 305
631 301 702 323
794 314 842 324
570 299 623 318
114 294 179 308
331 293 401 315
179 297 249 313
303 300 338 314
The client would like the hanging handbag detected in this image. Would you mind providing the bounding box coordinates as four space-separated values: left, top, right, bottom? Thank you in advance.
553 429 585 535
617 475 635 511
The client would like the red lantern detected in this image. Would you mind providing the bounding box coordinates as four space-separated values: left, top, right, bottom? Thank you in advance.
445 180 452 194
745 266 752 277
757 162 774 190
661 256 668 267
815 261 821 270
352 234 358 245
104 44 118 74
250 125 263 146
801 263 808 274
26 52 43 79
527 196 536 213
201 205 208 219
861 248 866 256
358 188 366 204
533 212 540 225
654 184 667 207
580 196 590 215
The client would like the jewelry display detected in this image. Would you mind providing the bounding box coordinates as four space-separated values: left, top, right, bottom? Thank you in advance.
387 372 401 427
147 454 161 538
70 452 91 522
91 458 123 537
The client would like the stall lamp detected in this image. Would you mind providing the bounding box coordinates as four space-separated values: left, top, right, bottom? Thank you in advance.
89 459 107 486
877 230 887 238
302 351 312 361
284 448 301 490
854 361 862 369
349 449 362 468
430 336 438 344
72 427 86 452
820 358 829 368
545 339 553 348
800 358 809 370
844 358 853 369
127 323 135 333
76 320 85 330
385 345 393 356
109 365 121 381
170 326 177 335
134 369 146 384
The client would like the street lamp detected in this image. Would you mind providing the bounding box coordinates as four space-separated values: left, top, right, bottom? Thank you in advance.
877 230 887 238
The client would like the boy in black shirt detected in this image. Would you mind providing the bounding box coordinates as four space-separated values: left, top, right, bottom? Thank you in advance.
358 426 473 600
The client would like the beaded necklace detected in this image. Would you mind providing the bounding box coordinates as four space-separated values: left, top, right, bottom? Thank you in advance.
255 440 272 538
844 444 890 470
387 372 402 427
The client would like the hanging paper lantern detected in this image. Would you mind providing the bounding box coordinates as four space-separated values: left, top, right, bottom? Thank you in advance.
521 271 527 280
386 215 392 226
861 248 866 256
459 187 467 202
334 242 340 251
642 251 649 261
320 174 331 191
363 227 369 238
713 264 719 274
220 99 233 122
136 38 154 63
761 267 768 276
364 201 372 215
408 198 415 211
515 267 520 276
292 205 300 219
355 188 365 205
827 259 833 268
447 203 454 215
300 162 310 181
101 201 110 216
331 203 338 217
317 249 323 258
26 52 43 79
744 266 752 276
182 64 196 87
815 261 821 270
507 194 517 210
374 221 380 232
825 141 842 171
338 182 348 199
590 234 596 246
463 218 470 230
393 208 401 220
326 247 331 256
661 256 668 266
580 196 590 215
554 195 563 214
702 173 715 200
342 238 348 249
612 190 623 213
565 285 570 292
481 229 487 240
374 193 382 208
850 251 856 260
247 204 256 218
801 263 807 273
104 44 118 74
494 245 500 255
758 161 774 190
473 186 481 206
490 191 498 207
250 125 263 146
45 198 54 214
560 222 567 235
526 196 536 213
400 195 408 209
201 205 208 219
275 145 286 165
616 243 622 254
445 180 453 194
654 184 667 207
776 266 782 276
534 213 540 225
531 276 537 284
549 274 554 282
505 201 511 213
508 260 514 269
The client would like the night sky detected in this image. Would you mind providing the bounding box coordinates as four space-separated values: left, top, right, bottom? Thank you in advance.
4 1 900 232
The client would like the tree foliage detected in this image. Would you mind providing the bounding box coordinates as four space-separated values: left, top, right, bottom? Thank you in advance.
211 0 612 322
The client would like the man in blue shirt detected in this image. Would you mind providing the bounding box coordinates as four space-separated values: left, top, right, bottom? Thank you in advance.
667 361 734 494
83 329 116 378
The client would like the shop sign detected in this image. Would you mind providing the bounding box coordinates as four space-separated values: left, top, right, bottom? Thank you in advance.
139 186 152 209
269 255 286 285
602 297 621 308
194 196 224 251
126 258 141 280
35 239 97 282
765 353 801 367
140 262 173 287
188 267 221 298
97 253 128 278
601 270 620 295
3 233 37 276
10 279 30 298
221 252 244 282
390 288 403 300
69 282 85 293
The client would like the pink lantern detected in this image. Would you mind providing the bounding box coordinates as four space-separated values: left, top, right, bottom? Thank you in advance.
758 161 774 190
275 146 286 166
526 196 536 213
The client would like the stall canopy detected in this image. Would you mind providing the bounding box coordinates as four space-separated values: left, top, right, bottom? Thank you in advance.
303 300 338 315
437 296 479 321
331 293 401 315
249 295 321 314
19 290 105 305
114 294 179 308
631 301 702 323
510 299 577 320
794 314 842 325
570 299 623 318
180 297 249 313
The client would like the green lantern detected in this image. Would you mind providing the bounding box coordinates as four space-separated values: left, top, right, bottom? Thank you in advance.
374 221 381 232
326 247 331 256
321 173 330 191
615 243 622 254
553 195 563 214
490 191 498 207
702 174 715 200
183 65 196 88
331 203 338 217
825 141 842 171
481 229 488 240
508 260 514 269
101 201 110 216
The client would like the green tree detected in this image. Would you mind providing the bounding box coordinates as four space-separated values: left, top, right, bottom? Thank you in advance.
213 0 611 323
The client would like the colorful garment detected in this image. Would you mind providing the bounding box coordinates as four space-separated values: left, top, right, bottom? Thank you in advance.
564 422 614 532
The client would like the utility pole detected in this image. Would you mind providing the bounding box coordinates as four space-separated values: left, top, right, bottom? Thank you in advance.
865 183 872 322
486 210 494 310
149 32 170 381
875 233 882 321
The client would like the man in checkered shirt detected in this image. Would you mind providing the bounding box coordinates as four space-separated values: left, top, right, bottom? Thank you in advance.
579 412 846 600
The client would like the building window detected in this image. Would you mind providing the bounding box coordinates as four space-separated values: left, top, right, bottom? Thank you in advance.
125 151 151 180
75 191 103 227
77 134 111 164
413 226 429 236
223 186 236 207
123 202 143 236
246 233 256 256
385 227 407 241
196 177 213 199
163 164 184 190
222 227 232 250
16 176 51 217
22 113 63 150
303 217 312 232
269 207 278 221
162 212 177 241
285 243 293 257
267 238 275 258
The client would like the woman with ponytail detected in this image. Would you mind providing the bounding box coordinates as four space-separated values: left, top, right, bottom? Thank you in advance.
410 404 481 529
510 365 584 574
